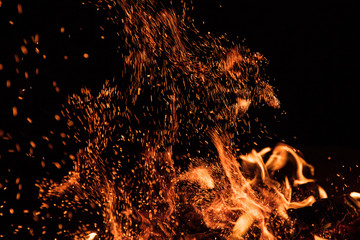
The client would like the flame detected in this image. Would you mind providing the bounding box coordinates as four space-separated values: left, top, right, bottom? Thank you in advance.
19 0 356 239
314 236 328 240
87 233 97 240
350 192 360 200
231 213 254 239
178 134 323 239
266 144 315 186
179 166 215 189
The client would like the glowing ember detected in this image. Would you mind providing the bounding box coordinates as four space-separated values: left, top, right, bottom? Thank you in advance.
350 192 360 200
1 0 359 239
87 232 98 240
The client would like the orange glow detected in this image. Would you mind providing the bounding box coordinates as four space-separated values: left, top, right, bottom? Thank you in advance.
17 4 23 15
28 0 357 239
12 106 18 117
87 233 97 240
20 45 28 55
350 192 360 200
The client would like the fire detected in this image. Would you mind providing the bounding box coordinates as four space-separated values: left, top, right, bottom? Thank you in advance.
1 0 359 239
87 232 98 240
350 192 360 200
178 135 325 239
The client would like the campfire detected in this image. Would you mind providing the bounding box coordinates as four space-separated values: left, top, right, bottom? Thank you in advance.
1 0 359 239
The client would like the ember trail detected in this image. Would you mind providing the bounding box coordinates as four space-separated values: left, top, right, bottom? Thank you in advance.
0 0 359 239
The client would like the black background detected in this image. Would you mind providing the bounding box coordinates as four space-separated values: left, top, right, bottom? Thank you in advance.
192 0 360 148
191 0 360 193
1 0 360 217
0 0 360 238
1 0 359 189
1 0 359 148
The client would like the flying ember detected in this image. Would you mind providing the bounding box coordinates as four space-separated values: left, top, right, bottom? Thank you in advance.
0 0 359 239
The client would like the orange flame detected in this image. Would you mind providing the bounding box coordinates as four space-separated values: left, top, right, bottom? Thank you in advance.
32 0 353 239
178 134 324 238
